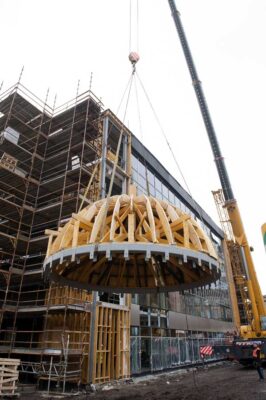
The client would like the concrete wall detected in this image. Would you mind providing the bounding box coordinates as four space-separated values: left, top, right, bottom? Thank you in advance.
131 303 140 326
130 303 234 333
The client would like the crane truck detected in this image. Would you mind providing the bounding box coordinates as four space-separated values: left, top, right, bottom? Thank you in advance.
167 0 266 365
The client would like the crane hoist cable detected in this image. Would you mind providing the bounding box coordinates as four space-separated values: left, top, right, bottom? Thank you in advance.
129 0 132 52
135 70 208 230
108 71 134 199
129 0 152 196
133 70 151 196
81 1 139 228
129 0 140 53
136 0 139 53
128 1 206 231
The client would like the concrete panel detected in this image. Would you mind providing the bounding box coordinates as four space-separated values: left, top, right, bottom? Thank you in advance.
169 310 235 332
131 303 140 326
168 311 188 330
187 314 234 332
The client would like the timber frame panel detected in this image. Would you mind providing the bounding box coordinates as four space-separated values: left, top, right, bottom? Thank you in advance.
93 297 131 383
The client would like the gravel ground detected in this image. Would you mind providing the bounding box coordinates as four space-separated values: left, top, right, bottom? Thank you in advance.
18 362 266 400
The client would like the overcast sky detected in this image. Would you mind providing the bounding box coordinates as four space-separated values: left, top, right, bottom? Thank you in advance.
0 0 265 293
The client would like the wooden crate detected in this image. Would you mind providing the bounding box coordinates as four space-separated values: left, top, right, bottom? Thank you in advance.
0 153 17 172
0 358 20 397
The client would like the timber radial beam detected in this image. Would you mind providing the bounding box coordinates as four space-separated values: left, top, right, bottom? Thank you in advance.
44 194 220 293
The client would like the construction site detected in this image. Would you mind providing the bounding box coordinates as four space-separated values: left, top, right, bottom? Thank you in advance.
0 1 265 399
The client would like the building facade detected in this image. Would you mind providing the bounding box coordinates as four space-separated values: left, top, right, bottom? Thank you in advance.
129 137 233 373
0 82 234 386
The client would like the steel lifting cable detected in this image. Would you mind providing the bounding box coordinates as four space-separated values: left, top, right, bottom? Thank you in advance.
98 70 135 240
129 0 132 52
129 0 152 196
134 75 143 140
109 71 135 198
134 75 150 196
136 0 139 53
83 0 137 240
116 73 135 116
80 72 135 242
129 0 140 53
80 69 135 214
135 71 207 227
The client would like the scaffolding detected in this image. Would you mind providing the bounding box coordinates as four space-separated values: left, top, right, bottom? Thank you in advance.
0 82 131 388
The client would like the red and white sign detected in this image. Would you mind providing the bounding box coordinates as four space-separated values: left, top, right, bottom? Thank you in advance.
200 345 213 356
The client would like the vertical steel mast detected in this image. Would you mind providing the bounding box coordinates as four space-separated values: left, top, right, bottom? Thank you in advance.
167 0 265 332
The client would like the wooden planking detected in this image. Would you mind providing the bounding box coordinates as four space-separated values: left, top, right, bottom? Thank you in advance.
110 197 121 241
144 196 157 243
72 220 80 248
128 213 135 243
89 202 107 243
40 287 130 385
154 198 174 244
93 303 131 383
45 285 91 305
0 358 20 397
94 305 112 382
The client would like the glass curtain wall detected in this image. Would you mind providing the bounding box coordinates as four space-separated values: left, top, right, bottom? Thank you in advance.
130 154 233 374
131 154 232 320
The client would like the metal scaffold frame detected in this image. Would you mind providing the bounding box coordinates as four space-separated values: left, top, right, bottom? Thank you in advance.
0 81 131 388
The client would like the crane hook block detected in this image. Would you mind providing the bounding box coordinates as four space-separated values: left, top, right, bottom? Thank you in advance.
129 52 140 65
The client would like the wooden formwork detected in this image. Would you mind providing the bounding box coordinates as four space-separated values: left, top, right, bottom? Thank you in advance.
94 305 112 382
43 285 91 353
111 308 130 380
43 312 90 353
93 297 131 383
39 286 91 384
40 286 131 384
0 358 20 397
45 285 92 305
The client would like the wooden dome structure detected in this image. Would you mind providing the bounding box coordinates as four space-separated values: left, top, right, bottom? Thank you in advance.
44 192 220 293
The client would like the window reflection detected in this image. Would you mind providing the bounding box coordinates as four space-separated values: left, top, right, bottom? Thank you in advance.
131 154 232 324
